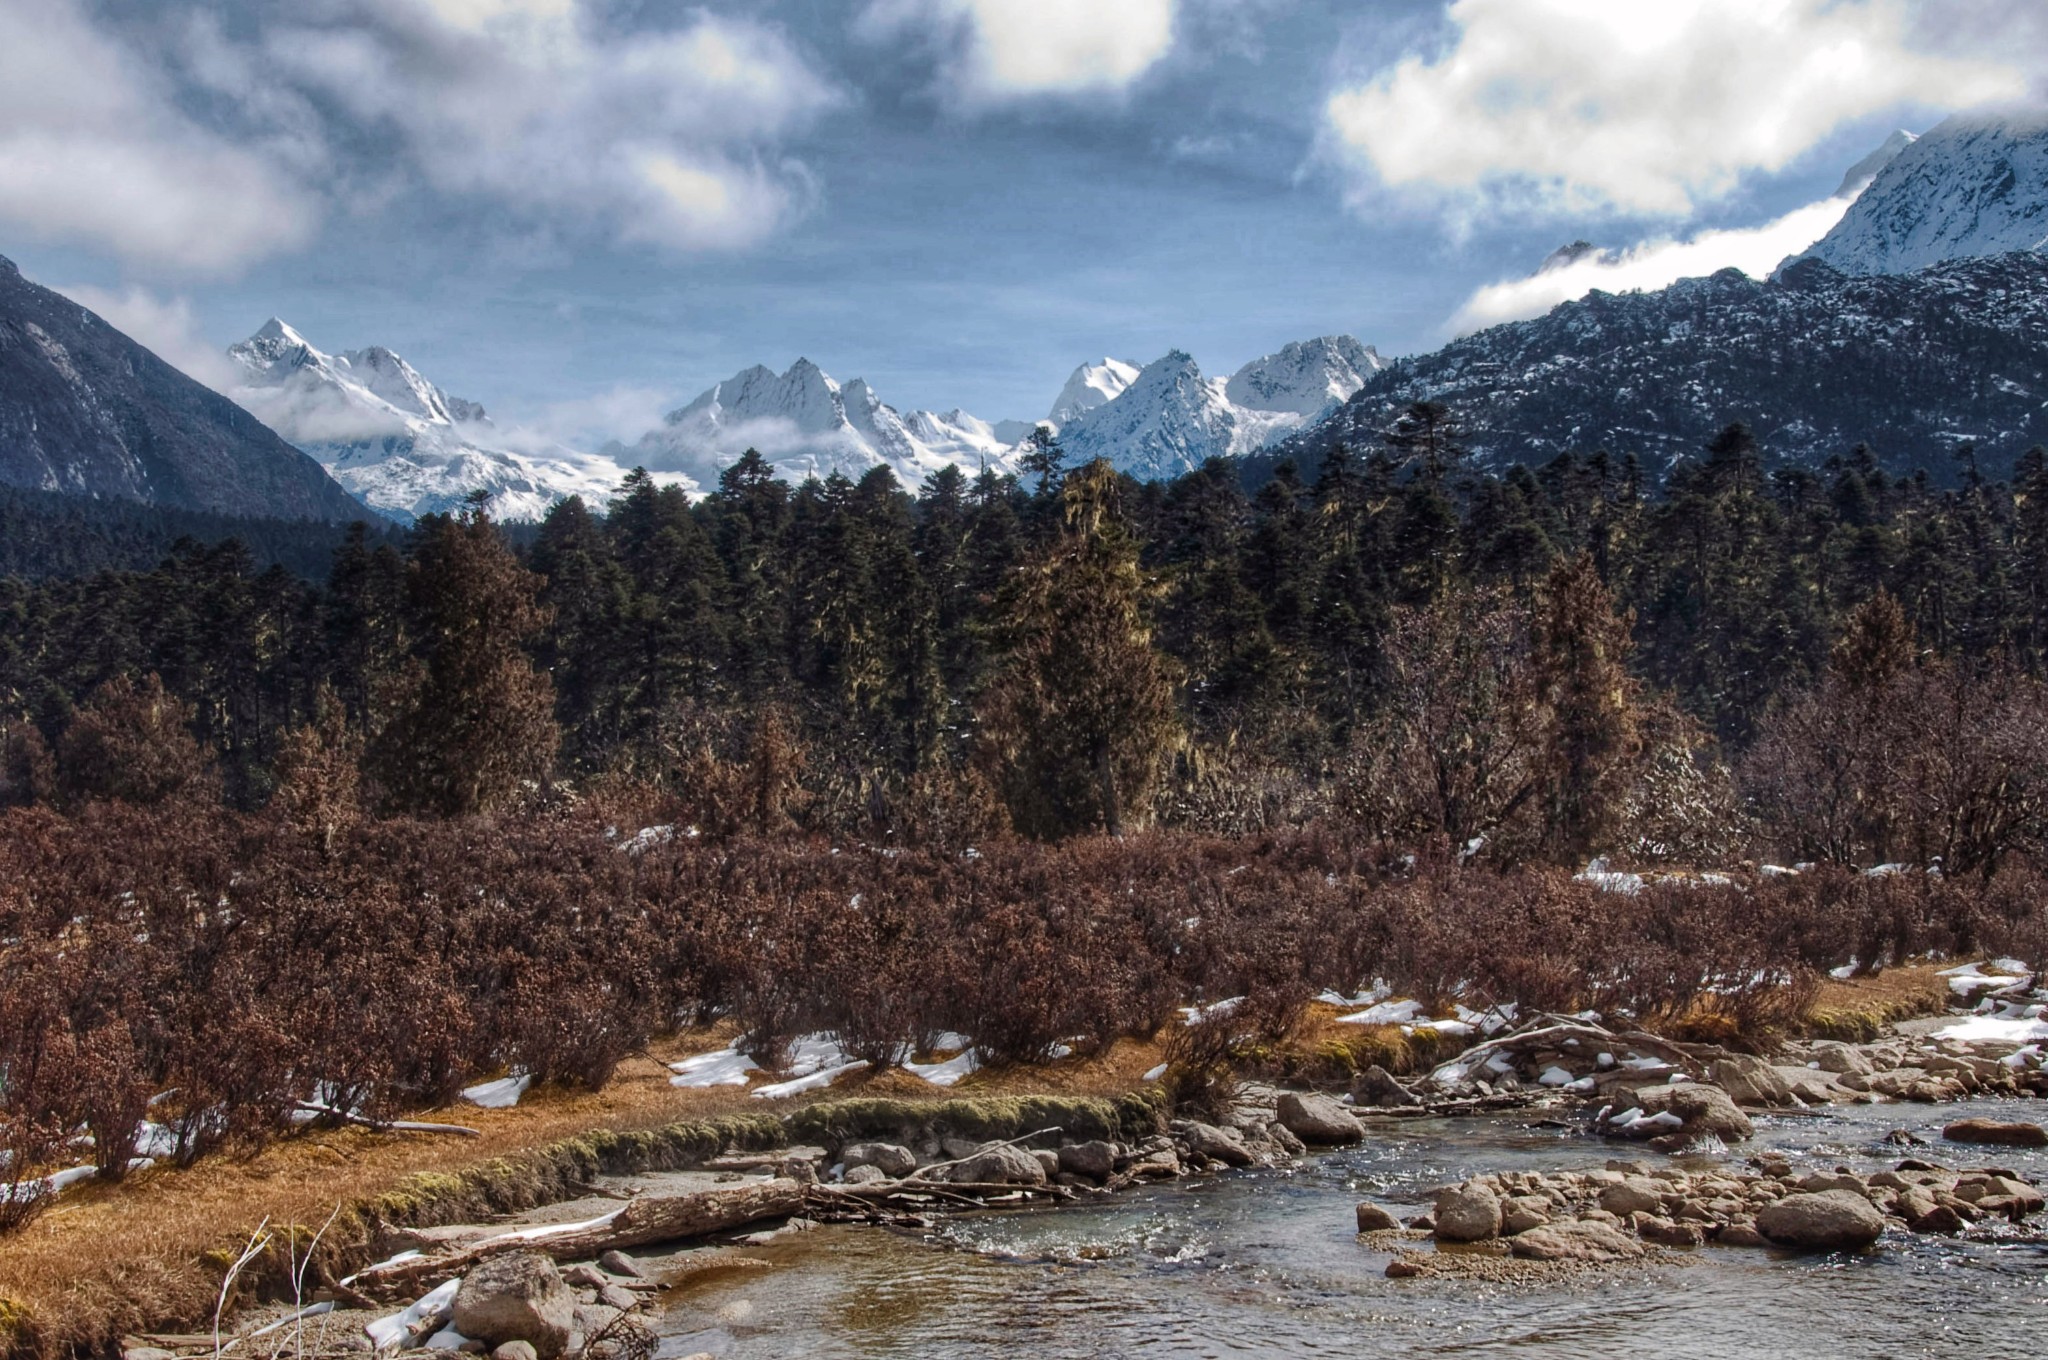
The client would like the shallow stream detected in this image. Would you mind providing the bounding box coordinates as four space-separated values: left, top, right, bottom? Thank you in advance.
658 1097 2048 1359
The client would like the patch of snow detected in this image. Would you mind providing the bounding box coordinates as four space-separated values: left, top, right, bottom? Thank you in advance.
1142 1063 1169 1081
1337 999 1424 1026
753 1061 869 1100
460 1073 532 1109
1933 1014 2048 1045
905 1050 981 1087
1537 1066 1575 1087
670 1045 761 1089
1180 997 1246 1026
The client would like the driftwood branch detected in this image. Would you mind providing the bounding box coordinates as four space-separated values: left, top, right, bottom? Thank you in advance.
1423 1021 1702 1089
896 1128 1062 1185
292 1103 482 1138
355 1179 806 1298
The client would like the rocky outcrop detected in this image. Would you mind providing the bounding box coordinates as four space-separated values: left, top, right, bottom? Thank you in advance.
1433 1183 1504 1242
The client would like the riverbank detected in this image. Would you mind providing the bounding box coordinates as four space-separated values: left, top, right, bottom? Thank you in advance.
2 959 2039 1358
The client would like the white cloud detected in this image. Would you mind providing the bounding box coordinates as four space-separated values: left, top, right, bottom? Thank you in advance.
1327 0 2024 218
0 0 316 274
1447 193 1861 334
860 0 1178 102
254 4 839 252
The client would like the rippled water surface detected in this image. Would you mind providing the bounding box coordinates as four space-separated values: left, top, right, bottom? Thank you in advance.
659 1098 2048 1359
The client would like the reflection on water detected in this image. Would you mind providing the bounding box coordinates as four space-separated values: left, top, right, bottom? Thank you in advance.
659 1098 2048 1359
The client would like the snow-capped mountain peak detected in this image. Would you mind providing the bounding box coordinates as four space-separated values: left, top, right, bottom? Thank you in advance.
1801 113 2048 275
1051 336 1381 480
1835 128 1918 197
226 322 634 522
1225 335 1384 419
628 358 1017 489
1051 358 1141 422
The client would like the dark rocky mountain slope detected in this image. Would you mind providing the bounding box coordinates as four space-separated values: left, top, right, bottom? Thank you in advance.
0 255 365 521
1262 252 2048 484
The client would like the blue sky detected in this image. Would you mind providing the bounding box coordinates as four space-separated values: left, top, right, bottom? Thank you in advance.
4 0 2042 438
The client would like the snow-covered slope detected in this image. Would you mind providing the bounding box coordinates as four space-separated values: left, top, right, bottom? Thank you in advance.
1225 335 1383 419
227 321 632 522
1054 337 1381 480
622 358 1018 489
1051 358 1141 422
1801 114 2048 275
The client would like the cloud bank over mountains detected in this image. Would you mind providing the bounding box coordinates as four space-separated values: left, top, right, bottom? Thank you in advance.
1324 0 2019 220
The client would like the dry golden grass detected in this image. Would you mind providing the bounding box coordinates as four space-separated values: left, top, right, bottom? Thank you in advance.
0 1027 1173 1359
1800 962 1953 1040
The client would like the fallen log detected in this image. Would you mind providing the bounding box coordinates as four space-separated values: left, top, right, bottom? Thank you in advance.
292 1103 481 1137
355 1179 806 1297
1423 1022 1704 1090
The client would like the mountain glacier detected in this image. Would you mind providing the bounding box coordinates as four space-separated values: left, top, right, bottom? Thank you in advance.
618 358 1020 490
1800 114 2048 275
1053 337 1382 480
227 321 637 522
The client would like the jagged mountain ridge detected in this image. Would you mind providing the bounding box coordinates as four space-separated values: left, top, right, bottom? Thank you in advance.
227 321 639 523
0 257 363 522
1055 337 1383 481
1267 252 2048 483
1801 114 2048 275
621 358 1020 490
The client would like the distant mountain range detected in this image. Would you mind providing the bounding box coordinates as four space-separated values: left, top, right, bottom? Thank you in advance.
6 111 2048 525
0 257 361 521
226 319 642 523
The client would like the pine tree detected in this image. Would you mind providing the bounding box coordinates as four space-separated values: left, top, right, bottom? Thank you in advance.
369 501 560 816
980 461 1179 838
1532 554 1642 862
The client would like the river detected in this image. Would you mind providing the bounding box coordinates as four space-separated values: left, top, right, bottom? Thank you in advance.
659 1097 2048 1359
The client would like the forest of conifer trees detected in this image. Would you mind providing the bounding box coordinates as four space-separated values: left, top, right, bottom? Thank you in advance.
7 416 2048 1210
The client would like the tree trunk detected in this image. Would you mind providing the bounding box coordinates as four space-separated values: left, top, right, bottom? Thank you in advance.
1097 741 1122 838
355 1179 806 1298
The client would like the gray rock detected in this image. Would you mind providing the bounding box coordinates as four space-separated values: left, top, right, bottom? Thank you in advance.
1059 1141 1118 1181
1755 1190 1886 1251
949 1143 1048 1186
843 1142 919 1177
1352 1065 1423 1108
1355 1201 1401 1232
596 1251 643 1279
1180 1122 1256 1168
1509 1220 1643 1262
843 1163 888 1185
559 1264 609 1289
1276 1091 1365 1145
1433 1183 1503 1242
1598 1177 1667 1218
1631 1083 1755 1146
1709 1054 1795 1107
451 1253 577 1360
1033 1149 1062 1178
596 1284 640 1312
1812 1042 1873 1076
492 1343 538 1360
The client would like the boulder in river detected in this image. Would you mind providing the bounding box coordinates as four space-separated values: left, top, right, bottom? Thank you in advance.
1508 1220 1643 1262
1352 1065 1423 1108
1433 1183 1503 1242
1755 1190 1886 1251
1180 1122 1256 1168
451 1253 577 1360
1059 1140 1119 1181
1276 1092 1365 1145
1708 1054 1795 1107
1355 1201 1401 1232
1943 1118 2048 1148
